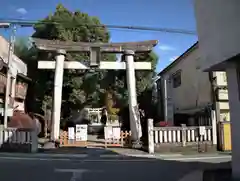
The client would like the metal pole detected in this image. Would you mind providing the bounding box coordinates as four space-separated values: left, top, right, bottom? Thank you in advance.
4 24 16 128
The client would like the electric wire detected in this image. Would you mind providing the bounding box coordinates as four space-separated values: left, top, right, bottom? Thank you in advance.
0 18 197 35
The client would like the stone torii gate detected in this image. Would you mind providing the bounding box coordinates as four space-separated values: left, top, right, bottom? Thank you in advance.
32 38 158 144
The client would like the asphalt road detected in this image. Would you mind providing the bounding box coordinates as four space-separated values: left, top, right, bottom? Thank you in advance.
0 148 231 181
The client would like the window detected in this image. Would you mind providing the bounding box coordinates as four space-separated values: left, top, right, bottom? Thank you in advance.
221 72 227 83
172 70 181 88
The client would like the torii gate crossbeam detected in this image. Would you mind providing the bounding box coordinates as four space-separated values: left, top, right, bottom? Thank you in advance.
33 38 158 146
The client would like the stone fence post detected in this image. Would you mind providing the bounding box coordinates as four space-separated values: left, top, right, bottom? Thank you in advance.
148 119 154 154
181 124 187 147
31 129 38 153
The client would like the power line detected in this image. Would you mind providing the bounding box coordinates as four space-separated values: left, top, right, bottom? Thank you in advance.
0 18 197 35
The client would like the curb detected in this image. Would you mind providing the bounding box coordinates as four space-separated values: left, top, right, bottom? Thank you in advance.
0 152 231 161
0 152 158 160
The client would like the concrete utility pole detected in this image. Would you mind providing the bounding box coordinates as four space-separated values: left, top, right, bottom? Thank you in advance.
4 24 17 128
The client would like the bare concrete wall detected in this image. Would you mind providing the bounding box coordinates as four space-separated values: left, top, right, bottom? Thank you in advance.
194 0 240 71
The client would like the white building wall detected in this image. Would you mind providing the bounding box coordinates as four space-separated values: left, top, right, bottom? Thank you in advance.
161 45 212 113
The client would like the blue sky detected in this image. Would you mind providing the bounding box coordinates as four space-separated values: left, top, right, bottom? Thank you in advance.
0 0 197 72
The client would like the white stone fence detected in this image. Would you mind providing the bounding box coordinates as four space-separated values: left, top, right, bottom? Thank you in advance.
147 119 213 154
0 127 38 152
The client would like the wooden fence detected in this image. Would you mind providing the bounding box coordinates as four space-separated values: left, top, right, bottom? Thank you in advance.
0 127 38 152
104 130 131 148
60 131 88 147
59 128 131 148
147 119 213 154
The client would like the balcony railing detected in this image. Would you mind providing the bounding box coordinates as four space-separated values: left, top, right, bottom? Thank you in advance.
15 83 28 99
0 73 6 94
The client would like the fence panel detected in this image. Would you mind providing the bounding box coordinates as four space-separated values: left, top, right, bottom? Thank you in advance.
153 125 213 146
0 127 38 152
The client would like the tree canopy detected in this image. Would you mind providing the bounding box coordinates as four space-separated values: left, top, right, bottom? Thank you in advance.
15 4 159 119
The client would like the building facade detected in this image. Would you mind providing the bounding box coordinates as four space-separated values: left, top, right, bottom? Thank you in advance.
0 36 30 119
157 43 230 127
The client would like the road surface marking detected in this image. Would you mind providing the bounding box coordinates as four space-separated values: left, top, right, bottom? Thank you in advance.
55 169 89 181
0 156 70 161
100 155 128 158
162 155 231 161
0 153 88 158
81 159 157 162
55 168 103 181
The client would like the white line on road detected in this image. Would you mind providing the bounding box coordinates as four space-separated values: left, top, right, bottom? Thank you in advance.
81 159 157 162
0 153 88 158
162 155 231 161
55 168 103 181
0 156 70 161
55 169 88 181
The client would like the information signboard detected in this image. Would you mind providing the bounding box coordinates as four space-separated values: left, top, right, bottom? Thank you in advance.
76 124 88 141
104 126 113 139
68 127 75 140
112 127 121 140
104 126 121 140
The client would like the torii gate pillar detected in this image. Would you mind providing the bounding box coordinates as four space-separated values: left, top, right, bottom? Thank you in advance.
123 50 142 142
51 49 66 141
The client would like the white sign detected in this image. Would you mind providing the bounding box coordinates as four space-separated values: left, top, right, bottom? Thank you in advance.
68 127 75 140
75 124 88 141
104 126 121 139
199 126 206 136
104 126 113 139
112 127 121 139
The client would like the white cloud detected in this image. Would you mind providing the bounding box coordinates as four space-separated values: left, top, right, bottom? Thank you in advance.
158 44 175 51
16 8 27 15
169 56 179 62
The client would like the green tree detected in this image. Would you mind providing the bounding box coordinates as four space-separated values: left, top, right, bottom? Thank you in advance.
14 37 42 113
31 4 116 116
106 51 159 107
16 4 159 118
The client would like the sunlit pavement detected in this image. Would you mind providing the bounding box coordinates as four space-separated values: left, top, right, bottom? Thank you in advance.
0 148 231 181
